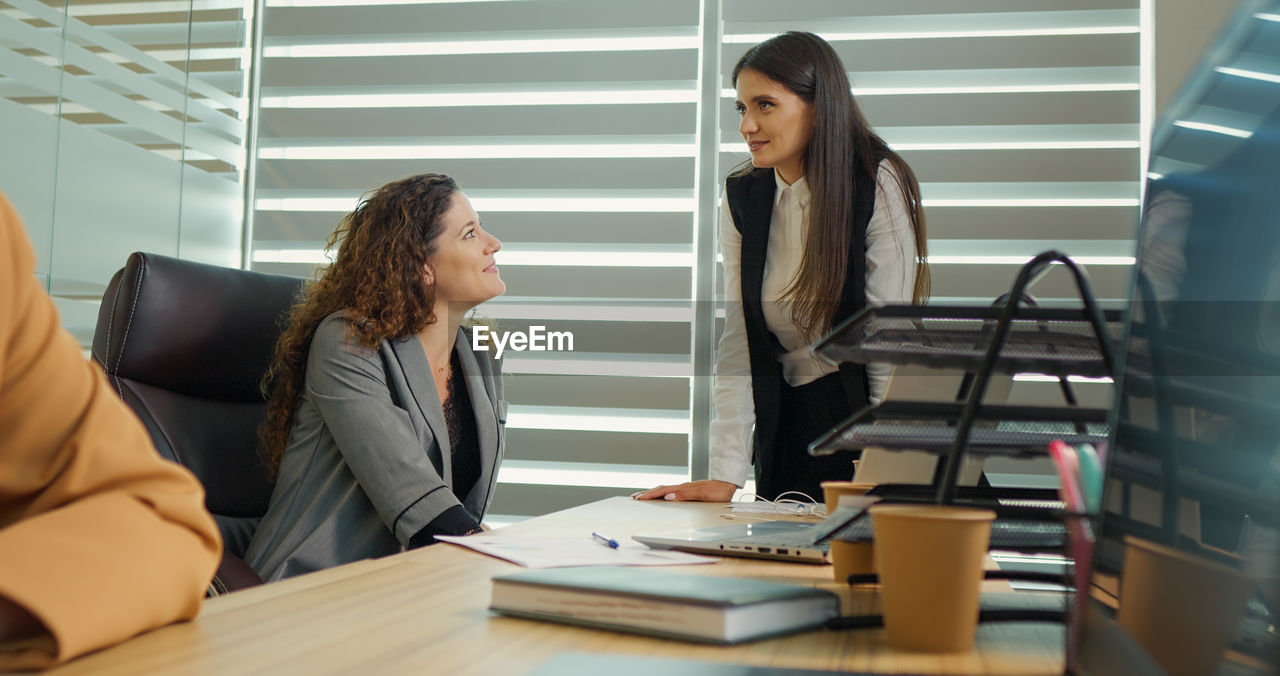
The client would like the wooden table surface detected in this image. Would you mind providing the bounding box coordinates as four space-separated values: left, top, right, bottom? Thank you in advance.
44 497 1065 675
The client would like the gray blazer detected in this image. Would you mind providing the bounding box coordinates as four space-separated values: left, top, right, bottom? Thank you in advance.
245 312 506 582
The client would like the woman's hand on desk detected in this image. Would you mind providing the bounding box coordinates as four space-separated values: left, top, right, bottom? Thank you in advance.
631 480 737 502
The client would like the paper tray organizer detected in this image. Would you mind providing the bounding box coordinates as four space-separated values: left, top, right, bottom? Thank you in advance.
807 251 1120 505
805 251 1118 641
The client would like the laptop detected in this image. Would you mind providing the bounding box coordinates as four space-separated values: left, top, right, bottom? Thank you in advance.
633 520 829 564
633 367 1016 565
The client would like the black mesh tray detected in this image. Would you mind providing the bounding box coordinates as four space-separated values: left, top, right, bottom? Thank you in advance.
826 513 1068 553
809 411 1109 458
873 400 1110 425
813 305 1124 377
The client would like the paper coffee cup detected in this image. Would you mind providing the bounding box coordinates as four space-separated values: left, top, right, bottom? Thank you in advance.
821 481 875 513
830 539 876 583
1117 535 1254 676
871 504 995 652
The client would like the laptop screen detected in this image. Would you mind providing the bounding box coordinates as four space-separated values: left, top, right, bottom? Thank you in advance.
1079 1 1280 673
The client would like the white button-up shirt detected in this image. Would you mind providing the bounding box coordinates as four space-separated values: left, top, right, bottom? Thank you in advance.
708 161 918 487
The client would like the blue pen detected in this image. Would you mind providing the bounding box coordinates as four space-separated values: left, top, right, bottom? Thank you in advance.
591 532 620 549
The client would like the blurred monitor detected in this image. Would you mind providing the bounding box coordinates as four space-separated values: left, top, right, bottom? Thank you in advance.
1079 1 1280 674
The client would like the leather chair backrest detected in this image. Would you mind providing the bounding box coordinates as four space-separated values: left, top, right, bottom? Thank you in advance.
91 252 303 564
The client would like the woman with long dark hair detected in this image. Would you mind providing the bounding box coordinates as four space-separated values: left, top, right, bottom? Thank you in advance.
636 32 929 502
246 173 507 581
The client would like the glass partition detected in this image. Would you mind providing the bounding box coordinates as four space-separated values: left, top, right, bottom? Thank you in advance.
0 0 252 343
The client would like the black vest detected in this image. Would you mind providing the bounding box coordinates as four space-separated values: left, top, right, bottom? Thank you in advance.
724 166 877 466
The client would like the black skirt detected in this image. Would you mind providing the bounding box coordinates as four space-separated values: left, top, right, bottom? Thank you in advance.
752 370 859 502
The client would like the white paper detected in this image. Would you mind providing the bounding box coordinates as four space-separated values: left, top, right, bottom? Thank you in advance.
836 495 882 510
435 534 718 568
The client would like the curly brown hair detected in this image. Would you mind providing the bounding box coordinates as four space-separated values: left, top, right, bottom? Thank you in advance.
260 173 460 475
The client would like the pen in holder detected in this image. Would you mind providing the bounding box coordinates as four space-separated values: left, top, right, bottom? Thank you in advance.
1048 440 1100 673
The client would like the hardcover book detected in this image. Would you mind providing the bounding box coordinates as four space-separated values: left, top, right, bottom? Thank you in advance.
489 566 839 644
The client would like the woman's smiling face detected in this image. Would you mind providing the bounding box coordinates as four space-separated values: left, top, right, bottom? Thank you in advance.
425 191 504 311
735 67 816 185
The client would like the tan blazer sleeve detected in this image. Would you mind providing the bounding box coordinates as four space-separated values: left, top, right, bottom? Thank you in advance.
0 193 222 670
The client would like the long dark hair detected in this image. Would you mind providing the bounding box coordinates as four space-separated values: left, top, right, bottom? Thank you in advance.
732 31 930 341
260 173 459 474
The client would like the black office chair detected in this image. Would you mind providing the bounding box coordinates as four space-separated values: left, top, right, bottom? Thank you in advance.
91 252 303 593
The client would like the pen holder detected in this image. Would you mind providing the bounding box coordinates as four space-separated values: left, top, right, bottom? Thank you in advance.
1062 511 1095 675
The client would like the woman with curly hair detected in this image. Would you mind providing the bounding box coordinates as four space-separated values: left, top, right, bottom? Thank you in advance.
245 173 507 581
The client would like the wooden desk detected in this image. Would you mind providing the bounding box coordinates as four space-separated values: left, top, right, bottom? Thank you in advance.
45 498 1064 675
